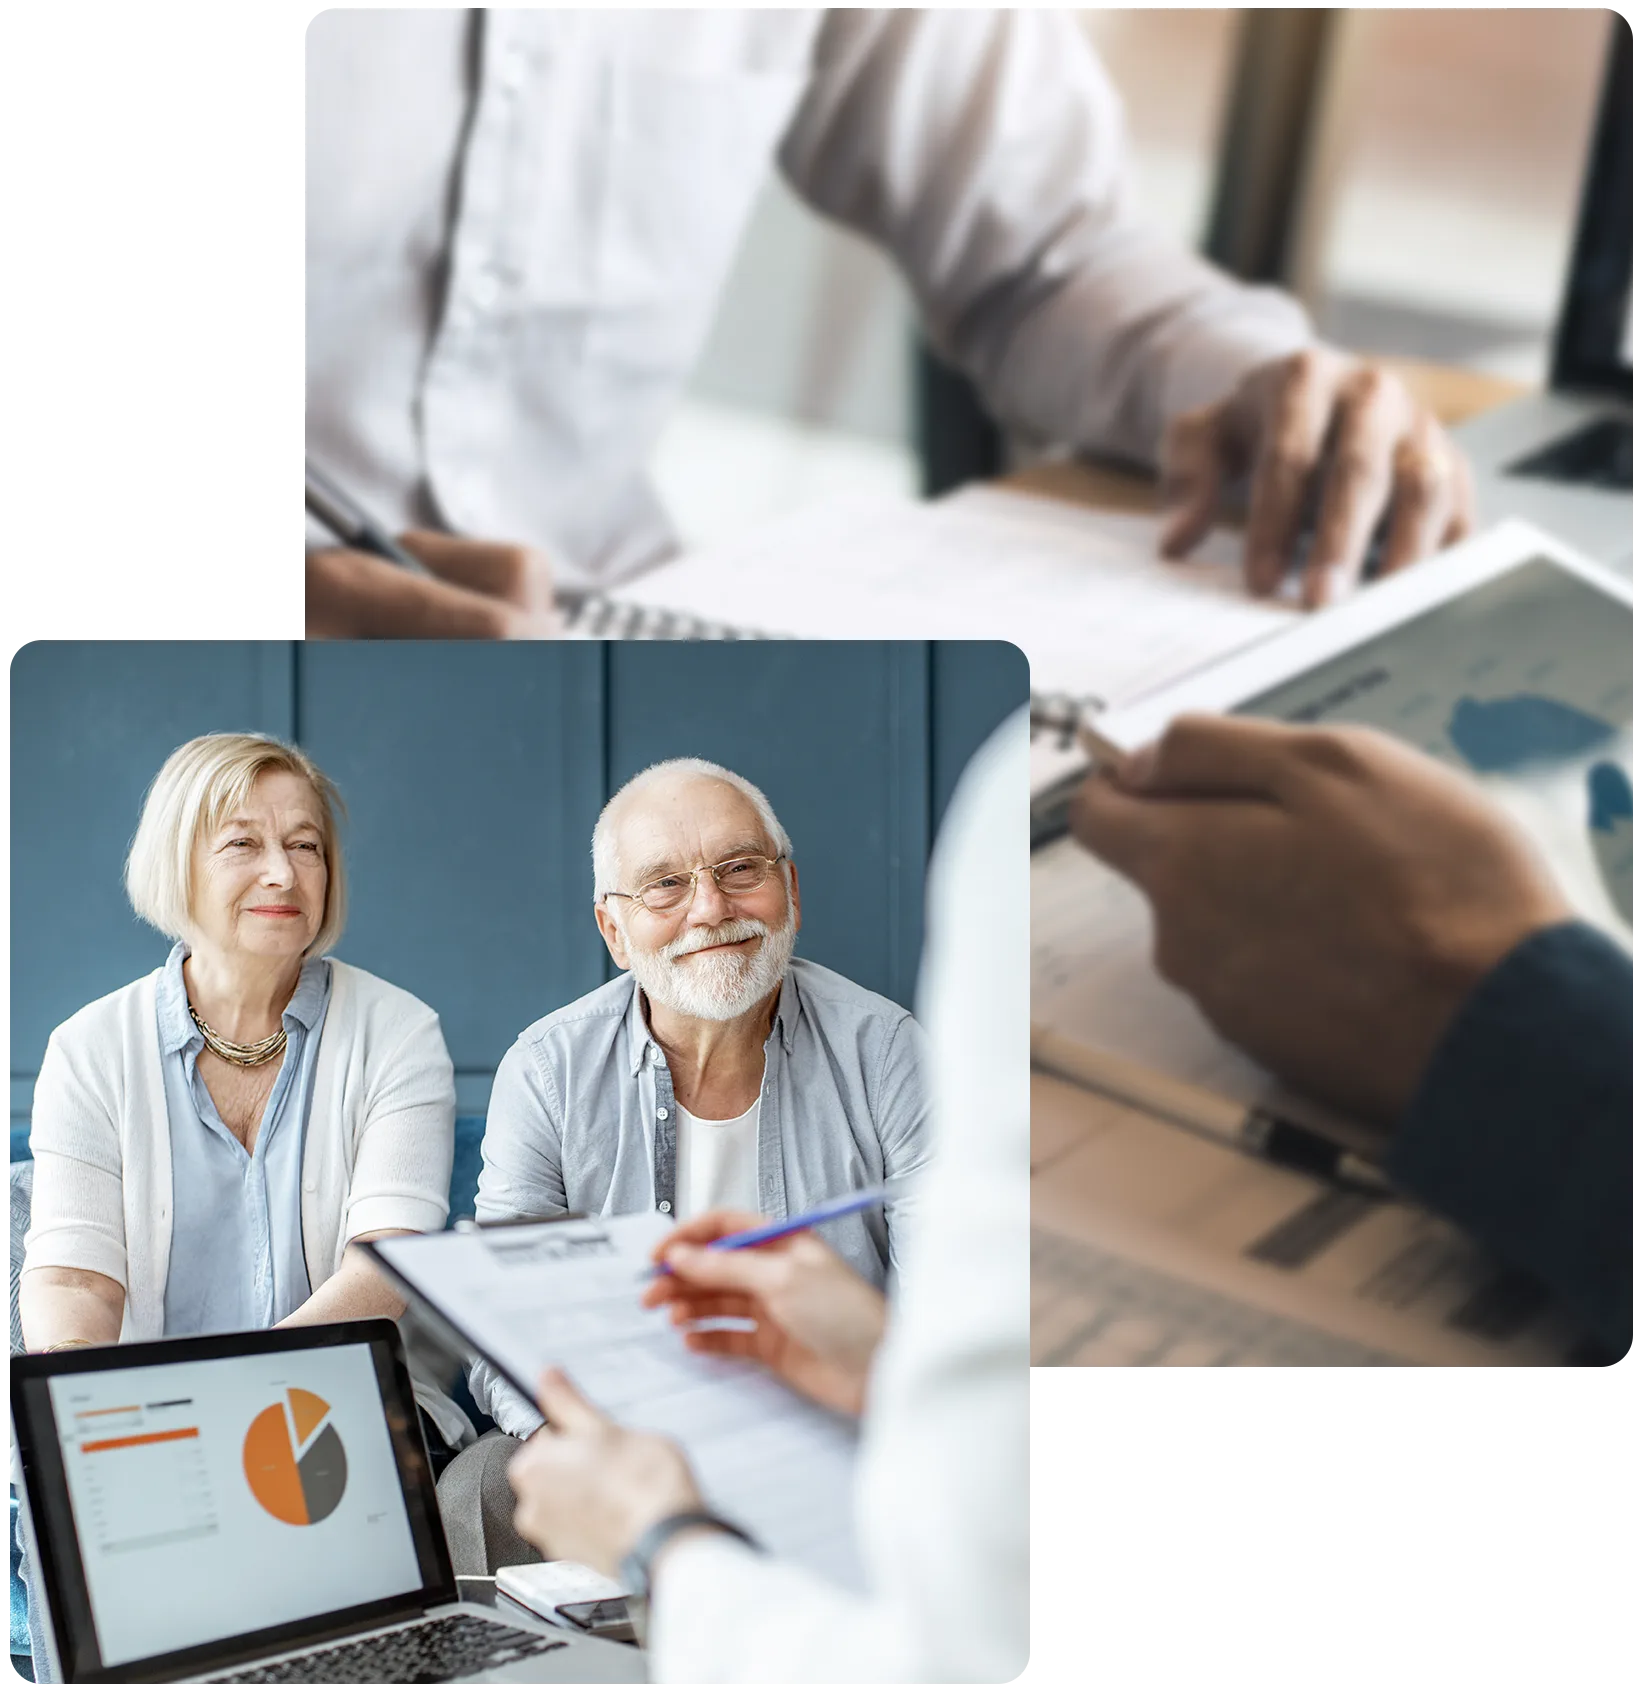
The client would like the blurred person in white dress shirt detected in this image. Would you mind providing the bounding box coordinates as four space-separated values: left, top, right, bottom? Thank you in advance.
504 709 1029 1680
306 9 1473 638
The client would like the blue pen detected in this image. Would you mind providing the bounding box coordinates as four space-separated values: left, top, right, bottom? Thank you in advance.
647 1185 890 1278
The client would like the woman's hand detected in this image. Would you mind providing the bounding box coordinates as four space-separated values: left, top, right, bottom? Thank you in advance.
642 1210 889 1418
507 1369 704 1577
19 1266 125 1352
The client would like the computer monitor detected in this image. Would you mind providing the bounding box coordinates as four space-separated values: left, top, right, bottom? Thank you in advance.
1552 11 1631 397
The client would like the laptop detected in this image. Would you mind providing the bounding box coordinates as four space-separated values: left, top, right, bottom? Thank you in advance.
1452 12 1632 575
10 1320 643 1683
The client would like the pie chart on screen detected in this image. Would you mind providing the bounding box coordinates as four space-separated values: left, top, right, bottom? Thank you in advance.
243 1389 348 1525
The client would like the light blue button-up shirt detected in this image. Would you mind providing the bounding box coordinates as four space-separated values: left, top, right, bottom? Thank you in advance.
471 956 933 1436
157 943 333 1336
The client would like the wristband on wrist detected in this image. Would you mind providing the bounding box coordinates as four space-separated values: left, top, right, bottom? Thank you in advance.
619 1510 758 1602
42 1338 96 1354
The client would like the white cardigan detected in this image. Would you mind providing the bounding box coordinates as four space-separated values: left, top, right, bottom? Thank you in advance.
23 959 468 1442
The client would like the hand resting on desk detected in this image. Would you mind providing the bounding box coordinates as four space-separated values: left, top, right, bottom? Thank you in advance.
1160 348 1475 609
1068 715 1570 1125
306 528 563 639
642 1210 889 1419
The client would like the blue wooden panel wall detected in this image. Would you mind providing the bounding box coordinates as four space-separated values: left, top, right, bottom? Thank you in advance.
296 642 610 1114
10 643 296 1121
605 642 933 1024
12 640 1025 1122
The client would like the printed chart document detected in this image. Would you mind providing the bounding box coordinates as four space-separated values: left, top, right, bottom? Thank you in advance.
371 1216 862 1588
1033 834 1382 1153
1032 834 1593 1365
1030 1071 1583 1367
1034 525 1632 1156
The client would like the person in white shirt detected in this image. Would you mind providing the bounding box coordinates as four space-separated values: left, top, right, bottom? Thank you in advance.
306 9 1473 637
503 712 1028 1681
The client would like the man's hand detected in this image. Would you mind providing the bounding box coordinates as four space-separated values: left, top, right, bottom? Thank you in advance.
1160 349 1475 608
306 529 563 638
507 1368 703 1578
1068 716 1571 1124
642 1210 888 1418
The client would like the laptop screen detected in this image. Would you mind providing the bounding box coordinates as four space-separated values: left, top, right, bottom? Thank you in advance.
12 1323 453 1682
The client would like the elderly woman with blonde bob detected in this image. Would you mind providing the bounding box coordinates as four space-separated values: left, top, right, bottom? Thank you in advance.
20 732 468 1450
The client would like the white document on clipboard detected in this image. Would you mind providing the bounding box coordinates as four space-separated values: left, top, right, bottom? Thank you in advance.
370 1215 862 1588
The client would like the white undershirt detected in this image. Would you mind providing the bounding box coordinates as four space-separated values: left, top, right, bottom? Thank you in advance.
674 1098 761 1219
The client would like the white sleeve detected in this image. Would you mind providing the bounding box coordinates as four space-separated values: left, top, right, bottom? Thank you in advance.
344 1000 455 1240
22 1028 129 1289
779 9 1313 466
649 712 1030 1681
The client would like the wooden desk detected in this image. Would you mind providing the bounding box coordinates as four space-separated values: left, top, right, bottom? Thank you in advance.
1002 357 1526 514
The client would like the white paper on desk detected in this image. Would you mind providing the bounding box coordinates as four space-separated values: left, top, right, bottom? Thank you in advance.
609 488 1298 702
374 1216 862 1589
495 1560 626 1620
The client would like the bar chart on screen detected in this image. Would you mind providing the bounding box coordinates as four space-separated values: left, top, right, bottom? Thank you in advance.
63 1398 219 1556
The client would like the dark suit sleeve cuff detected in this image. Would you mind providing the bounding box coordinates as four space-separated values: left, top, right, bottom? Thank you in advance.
1386 922 1632 1360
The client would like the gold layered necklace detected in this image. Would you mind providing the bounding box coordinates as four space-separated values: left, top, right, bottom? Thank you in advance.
188 1004 288 1068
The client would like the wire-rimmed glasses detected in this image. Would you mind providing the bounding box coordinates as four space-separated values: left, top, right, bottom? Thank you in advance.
605 853 787 916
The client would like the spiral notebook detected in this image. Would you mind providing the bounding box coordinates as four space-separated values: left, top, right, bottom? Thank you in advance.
563 489 1300 733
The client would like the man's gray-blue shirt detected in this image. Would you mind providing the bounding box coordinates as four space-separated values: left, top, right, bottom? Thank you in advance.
470 956 932 1436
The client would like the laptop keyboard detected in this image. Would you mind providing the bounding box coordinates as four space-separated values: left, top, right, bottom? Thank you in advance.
1506 417 1632 490
208 1614 561 1683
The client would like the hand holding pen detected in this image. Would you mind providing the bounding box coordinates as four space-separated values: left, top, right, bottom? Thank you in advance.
641 1202 890 1419
304 458 564 639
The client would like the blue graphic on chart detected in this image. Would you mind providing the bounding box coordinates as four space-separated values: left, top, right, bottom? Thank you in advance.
1584 760 1633 923
1446 696 1632 924
1241 558 1632 931
1447 694 1616 771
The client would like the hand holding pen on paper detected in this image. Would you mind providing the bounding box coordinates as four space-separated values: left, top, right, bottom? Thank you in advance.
304 459 565 639
649 1185 891 1270
640 1200 890 1419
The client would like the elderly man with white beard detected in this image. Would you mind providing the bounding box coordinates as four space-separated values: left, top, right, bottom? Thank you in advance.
440 758 933 1571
